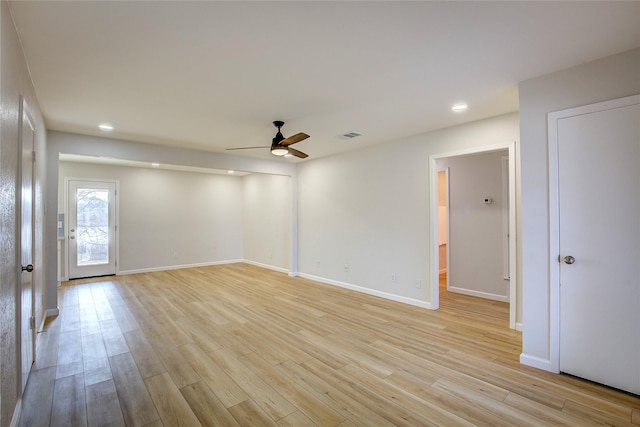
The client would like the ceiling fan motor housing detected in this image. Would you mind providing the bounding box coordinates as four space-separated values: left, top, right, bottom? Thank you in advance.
272 121 286 147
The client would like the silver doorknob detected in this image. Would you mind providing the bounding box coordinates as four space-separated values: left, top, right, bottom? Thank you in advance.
22 264 34 272
69 236 75 239
563 255 575 265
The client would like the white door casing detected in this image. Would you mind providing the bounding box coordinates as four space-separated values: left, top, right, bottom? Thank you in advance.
67 179 118 279
429 141 517 329
548 94 640 394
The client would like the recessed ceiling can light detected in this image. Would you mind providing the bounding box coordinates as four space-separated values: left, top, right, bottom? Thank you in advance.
452 103 468 112
151 163 160 167
98 123 114 131
227 170 235 174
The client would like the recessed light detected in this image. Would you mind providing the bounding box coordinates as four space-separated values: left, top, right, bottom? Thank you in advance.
151 163 160 167
452 103 468 113
227 170 235 174
98 123 114 131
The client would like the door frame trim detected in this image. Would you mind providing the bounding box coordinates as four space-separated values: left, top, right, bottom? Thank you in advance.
429 140 517 329
547 93 640 373
63 177 120 280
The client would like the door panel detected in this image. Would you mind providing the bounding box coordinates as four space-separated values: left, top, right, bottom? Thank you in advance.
558 102 640 394
68 180 117 279
20 98 35 393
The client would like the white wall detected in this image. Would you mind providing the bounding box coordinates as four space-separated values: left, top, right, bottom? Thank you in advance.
0 1 47 424
519 48 640 370
297 112 519 310
439 150 508 301
242 173 292 272
58 161 244 275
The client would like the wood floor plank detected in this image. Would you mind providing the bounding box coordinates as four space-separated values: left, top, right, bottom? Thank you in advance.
86 379 125 427
279 359 396 427
277 411 317 427
146 332 201 388
83 356 112 387
338 362 474 426
144 372 202 427
561 399 635 426
228 399 280 427
81 331 108 361
240 352 346 427
109 352 160 426
205 346 297 421
431 377 553 426
180 343 249 408
19 366 56 427
124 329 165 378
100 319 130 357
51 373 87 427
180 381 241 427
33 324 60 370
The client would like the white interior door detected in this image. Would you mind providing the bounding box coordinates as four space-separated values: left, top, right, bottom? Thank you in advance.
19 97 36 393
557 99 640 394
68 180 117 279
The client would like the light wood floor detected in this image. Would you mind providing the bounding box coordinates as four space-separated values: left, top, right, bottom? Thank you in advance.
20 264 640 426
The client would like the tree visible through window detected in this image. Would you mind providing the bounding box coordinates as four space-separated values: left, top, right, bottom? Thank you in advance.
76 188 109 266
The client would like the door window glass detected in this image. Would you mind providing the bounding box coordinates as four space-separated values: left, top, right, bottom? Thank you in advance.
76 188 109 266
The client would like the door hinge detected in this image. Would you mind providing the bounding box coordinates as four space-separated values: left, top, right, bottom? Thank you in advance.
32 150 36 163
29 316 35 330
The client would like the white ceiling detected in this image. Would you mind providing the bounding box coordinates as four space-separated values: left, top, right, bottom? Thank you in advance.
9 1 640 162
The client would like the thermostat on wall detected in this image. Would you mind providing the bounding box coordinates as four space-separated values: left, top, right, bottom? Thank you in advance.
483 198 493 204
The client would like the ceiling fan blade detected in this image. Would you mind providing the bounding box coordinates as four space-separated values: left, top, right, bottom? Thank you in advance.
281 132 310 146
225 146 270 150
287 147 309 159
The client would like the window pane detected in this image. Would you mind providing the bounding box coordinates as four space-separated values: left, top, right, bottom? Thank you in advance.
76 188 109 266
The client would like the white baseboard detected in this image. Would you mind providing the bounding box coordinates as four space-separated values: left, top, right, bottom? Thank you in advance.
118 259 243 275
243 259 289 274
298 273 431 309
520 353 558 373
448 286 509 303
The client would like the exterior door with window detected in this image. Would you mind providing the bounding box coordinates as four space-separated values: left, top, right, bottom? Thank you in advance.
68 180 117 279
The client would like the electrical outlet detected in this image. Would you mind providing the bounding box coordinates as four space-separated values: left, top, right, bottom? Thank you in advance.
344 264 350 273
315 260 321 271
415 280 422 289
391 274 397 283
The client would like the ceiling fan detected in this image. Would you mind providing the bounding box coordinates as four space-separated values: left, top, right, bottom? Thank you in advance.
226 121 310 158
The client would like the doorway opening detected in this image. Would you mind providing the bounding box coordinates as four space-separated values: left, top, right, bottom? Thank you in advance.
430 142 517 329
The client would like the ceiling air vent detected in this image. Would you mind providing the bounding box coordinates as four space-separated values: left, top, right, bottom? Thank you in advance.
341 132 362 139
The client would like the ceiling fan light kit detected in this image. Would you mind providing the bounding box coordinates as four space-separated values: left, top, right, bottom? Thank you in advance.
271 146 289 156
227 121 310 159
